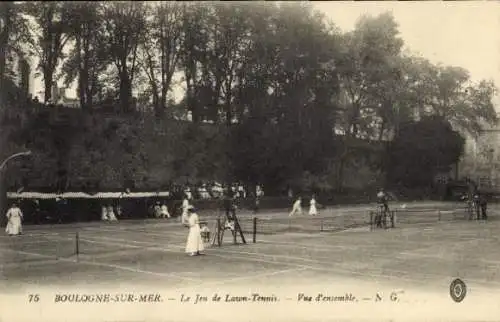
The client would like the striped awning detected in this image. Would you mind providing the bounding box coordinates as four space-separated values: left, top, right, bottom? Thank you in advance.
7 191 171 199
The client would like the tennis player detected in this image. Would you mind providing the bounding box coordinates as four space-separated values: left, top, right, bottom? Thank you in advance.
289 197 302 216
185 206 204 256
309 195 318 216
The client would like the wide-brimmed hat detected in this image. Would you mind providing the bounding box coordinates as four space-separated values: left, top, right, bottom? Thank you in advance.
187 206 196 212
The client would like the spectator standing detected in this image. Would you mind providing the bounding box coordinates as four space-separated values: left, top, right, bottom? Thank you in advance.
5 202 23 236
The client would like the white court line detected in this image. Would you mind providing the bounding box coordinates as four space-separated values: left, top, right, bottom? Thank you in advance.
82 226 188 238
4 247 200 282
10 234 500 290
74 234 440 267
51 226 500 281
0 232 68 240
118 229 188 238
400 239 482 256
76 235 332 264
76 235 399 269
2 248 58 259
73 258 201 282
63 234 316 269
256 239 367 250
171 267 309 292
207 248 500 289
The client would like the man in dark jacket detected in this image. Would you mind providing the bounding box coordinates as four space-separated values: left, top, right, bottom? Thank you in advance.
473 190 488 220
222 189 236 230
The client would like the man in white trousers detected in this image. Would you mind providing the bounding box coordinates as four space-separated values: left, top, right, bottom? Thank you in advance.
289 197 302 217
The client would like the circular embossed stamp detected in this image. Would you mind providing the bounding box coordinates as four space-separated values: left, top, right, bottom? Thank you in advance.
449 278 467 303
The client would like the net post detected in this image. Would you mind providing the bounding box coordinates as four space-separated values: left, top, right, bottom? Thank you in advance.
75 231 80 260
369 212 373 231
438 210 441 221
216 217 221 247
320 219 323 232
233 222 237 245
252 217 257 243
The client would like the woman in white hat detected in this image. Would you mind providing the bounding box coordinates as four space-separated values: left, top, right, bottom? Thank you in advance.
185 206 204 256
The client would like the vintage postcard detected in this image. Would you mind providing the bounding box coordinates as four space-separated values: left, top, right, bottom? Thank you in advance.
0 1 499 321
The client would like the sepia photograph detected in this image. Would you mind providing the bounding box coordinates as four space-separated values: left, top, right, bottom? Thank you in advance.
0 1 499 321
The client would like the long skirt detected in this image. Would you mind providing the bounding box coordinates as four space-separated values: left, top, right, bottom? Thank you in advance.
309 205 318 216
185 225 205 254
6 216 22 235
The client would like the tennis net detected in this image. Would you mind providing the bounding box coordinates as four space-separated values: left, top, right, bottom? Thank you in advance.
242 206 468 239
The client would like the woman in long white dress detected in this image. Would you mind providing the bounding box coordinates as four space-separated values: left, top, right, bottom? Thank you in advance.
309 195 318 216
6 203 23 236
185 206 205 256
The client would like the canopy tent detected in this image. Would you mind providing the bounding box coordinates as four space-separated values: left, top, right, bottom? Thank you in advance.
7 191 172 200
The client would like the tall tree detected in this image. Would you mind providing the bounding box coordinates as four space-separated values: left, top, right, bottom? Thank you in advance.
400 55 498 136
0 2 33 102
62 2 108 110
336 13 404 140
103 2 147 112
179 3 212 123
386 116 465 187
139 2 184 116
27 2 71 103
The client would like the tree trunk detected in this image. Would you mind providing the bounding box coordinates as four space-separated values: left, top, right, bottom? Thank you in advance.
0 4 11 103
119 70 131 112
336 157 345 193
76 36 87 110
0 46 6 102
0 170 7 227
378 119 386 141
44 70 53 104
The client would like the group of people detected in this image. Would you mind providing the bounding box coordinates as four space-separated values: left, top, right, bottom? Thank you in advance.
176 183 263 201
462 189 488 220
289 195 319 216
101 205 119 222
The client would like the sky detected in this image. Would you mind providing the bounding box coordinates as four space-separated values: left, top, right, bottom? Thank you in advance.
31 1 500 107
313 1 500 106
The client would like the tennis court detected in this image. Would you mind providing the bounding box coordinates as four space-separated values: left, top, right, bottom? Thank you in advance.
2 200 500 295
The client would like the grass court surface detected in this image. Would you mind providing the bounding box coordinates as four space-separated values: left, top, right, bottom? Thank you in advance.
1 201 500 296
